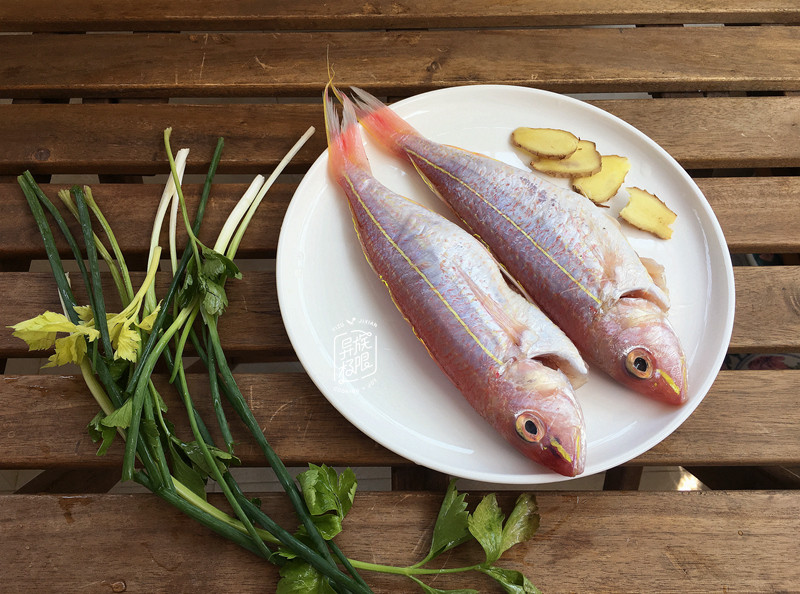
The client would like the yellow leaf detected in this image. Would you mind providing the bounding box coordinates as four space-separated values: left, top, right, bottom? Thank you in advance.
74 305 94 323
9 311 79 351
44 333 88 368
113 319 141 362
137 305 161 332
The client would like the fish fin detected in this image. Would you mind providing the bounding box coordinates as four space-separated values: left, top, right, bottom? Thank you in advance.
455 266 528 347
640 256 669 297
350 86 420 159
495 260 538 306
324 83 370 175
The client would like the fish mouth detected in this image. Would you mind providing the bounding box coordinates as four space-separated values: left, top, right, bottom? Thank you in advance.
545 429 585 477
654 362 688 405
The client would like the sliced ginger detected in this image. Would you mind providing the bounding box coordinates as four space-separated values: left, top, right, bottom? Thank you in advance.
619 187 677 239
512 127 579 159
530 140 602 178
572 155 631 204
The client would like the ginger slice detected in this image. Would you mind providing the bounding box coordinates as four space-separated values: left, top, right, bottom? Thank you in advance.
512 127 579 159
530 140 602 178
619 187 677 239
572 155 631 203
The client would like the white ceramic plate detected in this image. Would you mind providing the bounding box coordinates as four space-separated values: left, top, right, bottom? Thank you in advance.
276 85 735 484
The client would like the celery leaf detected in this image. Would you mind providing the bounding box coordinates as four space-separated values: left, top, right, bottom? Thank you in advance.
427 478 472 560
467 493 505 565
479 567 541 594
277 560 337 594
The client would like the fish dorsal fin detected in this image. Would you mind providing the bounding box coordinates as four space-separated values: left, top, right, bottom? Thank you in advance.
455 266 528 347
640 256 669 297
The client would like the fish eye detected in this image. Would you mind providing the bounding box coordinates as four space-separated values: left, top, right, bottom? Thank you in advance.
515 412 544 443
625 347 654 379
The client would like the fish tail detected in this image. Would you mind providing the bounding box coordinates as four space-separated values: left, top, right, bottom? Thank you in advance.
350 86 420 159
324 82 370 176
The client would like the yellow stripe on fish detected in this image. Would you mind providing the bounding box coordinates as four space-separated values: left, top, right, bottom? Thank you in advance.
406 148 603 307
344 173 505 367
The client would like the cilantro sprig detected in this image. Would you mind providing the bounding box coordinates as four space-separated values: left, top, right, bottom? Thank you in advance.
10 129 542 593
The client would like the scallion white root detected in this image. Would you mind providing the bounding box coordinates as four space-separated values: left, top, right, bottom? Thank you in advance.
226 126 315 259
145 148 188 313
213 174 266 254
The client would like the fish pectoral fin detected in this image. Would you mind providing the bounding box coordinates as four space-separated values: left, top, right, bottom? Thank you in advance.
640 256 669 296
455 266 528 347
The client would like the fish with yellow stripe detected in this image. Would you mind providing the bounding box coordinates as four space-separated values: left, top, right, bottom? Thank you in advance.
324 84 588 476
349 86 687 405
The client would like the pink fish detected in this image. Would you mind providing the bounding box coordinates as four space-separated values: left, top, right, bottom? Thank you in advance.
324 85 588 476
350 87 687 405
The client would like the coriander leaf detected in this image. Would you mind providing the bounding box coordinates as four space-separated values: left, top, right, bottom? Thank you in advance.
277 560 337 594
101 398 133 429
500 494 540 557
427 478 471 560
87 412 116 456
467 493 504 565
410 576 478 594
479 567 542 594
297 464 357 519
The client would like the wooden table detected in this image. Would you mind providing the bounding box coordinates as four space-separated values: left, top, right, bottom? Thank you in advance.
1 3 799 592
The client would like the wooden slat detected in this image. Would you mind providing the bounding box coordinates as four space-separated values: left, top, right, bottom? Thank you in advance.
731 266 800 353
1 97 798 176
0 271 292 359
1 266 798 357
1 370 797 469
2 176 798 259
2 28 800 98
701 176 800 254
0 183 292 260
639 370 800 466
0 103 324 176
0 373 401 469
0 491 797 592
2 1 800 31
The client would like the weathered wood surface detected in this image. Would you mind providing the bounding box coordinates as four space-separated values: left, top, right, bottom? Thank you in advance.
1 491 797 592
3 176 800 258
2 0 800 31
0 183 293 259
1 370 797 469
1 5 798 593
1 96 798 176
2 27 800 98
1 266 798 357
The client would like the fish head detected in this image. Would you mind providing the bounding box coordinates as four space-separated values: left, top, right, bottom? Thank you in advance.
489 359 586 477
593 297 687 405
